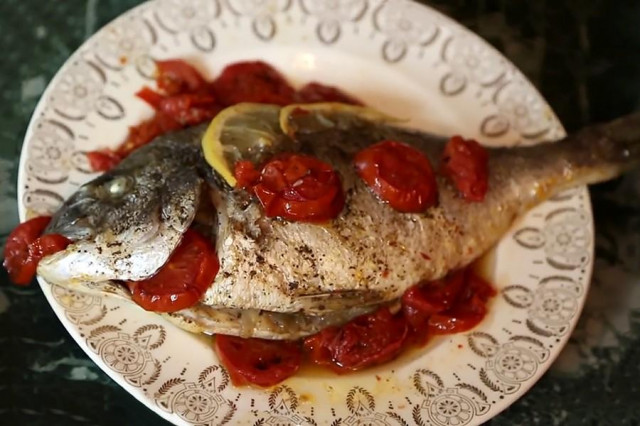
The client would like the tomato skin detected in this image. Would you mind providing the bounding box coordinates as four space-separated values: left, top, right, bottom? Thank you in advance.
157 93 220 126
252 154 345 222
135 86 164 109
401 270 466 342
137 86 220 127
127 229 219 312
304 307 408 373
441 136 489 202
4 217 51 285
234 161 261 189
86 149 123 172
156 59 208 95
88 109 182 171
3 217 71 285
428 273 496 335
117 112 182 158
215 335 302 387
296 82 364 105
213 61 296 106
354 140 438 213
402 268 496 343
29 234 73 260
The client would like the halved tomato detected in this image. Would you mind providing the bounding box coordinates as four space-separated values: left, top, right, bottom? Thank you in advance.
215 335 302 387
127 229 219 312
212 61 296 106
296 82 364 105
86 149 122 172
304 307 408 373
156 59 208 95
252 153 345 222
427 272 496 335
355 140 438 212
3 216 71 285
441 135 489 202
234 160 261 189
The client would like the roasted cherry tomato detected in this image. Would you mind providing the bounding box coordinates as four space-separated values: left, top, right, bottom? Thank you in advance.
213 61 296 106
30 234 72 262
135 86 165 109
252 153 344 222
354 140 438 213
116 112 182 158
3 216 71 285
137 87 220 127
215 335 302 387
402 268 495 340
86 149 123 172
427 272 495 335
296 82 364 105
304 307 408 372
127 229 219 312
234 160 261 189
401 269 466 343
156 59 208 95
441 136 489 202
157 93 220 126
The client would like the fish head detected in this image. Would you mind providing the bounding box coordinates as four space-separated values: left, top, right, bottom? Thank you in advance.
38 134 204 286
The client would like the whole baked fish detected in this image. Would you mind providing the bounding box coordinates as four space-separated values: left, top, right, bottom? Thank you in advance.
37 103 640 338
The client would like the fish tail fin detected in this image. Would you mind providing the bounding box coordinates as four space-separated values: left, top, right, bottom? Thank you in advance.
594 111 640 165
555 111 640 187
570 112 640 174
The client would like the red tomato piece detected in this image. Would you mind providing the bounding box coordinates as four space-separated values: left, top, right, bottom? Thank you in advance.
401 270 467 343
115 112 182 159
86 149 123 172
215 335 302 387
441 136 489 202
303 307 408 373
156 59 208 96
296 82 364 105
127 229 219 312
234 160 260 189
402 268 496 336
3 216 71 285
354 140 438 212
135 86 164 109
137 86 220 126
3 216 52 285
252 153 345 222
29 233 72 265
467 272 497 301
213 61 296 106
429 272 496 334
157 93 221 126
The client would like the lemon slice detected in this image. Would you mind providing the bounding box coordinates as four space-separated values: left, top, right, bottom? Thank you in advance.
202 103 282 187
279 102 405 139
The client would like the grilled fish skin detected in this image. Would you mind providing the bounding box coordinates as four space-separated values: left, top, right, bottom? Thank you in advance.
202 109 640 313
36 105 640 338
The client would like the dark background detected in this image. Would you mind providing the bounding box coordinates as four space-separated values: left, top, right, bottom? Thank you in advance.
0 1 639 425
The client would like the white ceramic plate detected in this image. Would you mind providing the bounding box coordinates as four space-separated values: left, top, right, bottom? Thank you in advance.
18 1 593 425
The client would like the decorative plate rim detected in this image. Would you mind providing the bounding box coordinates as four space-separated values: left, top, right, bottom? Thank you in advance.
17 1 594 425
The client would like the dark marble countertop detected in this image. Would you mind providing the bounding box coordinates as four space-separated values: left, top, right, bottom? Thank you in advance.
1 1 639 425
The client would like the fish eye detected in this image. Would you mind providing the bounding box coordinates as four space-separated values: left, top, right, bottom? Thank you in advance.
103 175 134 198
